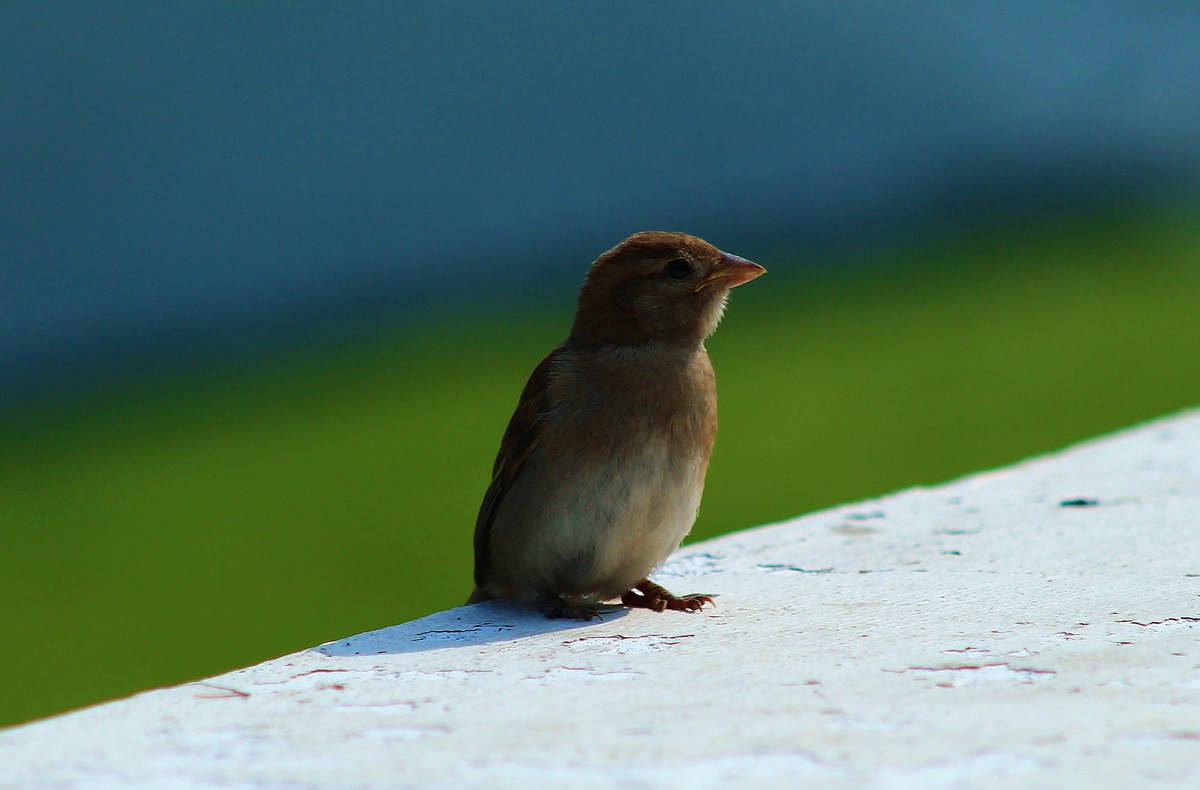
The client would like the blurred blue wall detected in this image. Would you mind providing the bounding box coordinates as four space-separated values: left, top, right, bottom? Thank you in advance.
3 3 1199 408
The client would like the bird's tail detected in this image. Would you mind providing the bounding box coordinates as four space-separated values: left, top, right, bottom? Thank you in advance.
465 587 496 605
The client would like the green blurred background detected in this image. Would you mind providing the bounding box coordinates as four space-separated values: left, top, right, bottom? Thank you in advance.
3 5 1200 726
4 209 1199 726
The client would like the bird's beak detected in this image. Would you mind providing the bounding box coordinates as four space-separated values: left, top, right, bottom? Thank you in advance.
694 252 767 292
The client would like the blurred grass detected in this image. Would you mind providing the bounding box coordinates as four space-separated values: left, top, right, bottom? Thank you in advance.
2 208 1198 727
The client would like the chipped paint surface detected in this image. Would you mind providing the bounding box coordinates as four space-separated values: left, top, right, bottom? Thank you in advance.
3 410 1200 788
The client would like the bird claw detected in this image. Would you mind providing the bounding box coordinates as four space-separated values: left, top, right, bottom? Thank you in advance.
666 594 714 612
622 580 714 613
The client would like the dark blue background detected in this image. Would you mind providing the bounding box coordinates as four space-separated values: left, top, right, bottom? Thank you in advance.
4 3 1199 408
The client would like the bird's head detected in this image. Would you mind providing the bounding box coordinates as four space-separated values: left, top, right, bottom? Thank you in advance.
569 232 765 348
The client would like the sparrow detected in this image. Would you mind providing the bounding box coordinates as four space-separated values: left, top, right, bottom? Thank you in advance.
467 232 765 620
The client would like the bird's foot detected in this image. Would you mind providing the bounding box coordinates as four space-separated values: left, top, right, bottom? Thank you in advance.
621 579 714 613
537 590 599 621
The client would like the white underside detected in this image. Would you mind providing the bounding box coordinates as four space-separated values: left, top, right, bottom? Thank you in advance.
488 429 706 601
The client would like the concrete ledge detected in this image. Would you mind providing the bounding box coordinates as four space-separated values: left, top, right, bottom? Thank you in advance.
4 410 1200 788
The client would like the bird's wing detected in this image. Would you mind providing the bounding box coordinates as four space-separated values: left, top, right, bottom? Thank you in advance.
473 348 560 588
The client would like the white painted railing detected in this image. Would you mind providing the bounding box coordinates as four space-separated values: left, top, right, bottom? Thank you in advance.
3 410 1199 788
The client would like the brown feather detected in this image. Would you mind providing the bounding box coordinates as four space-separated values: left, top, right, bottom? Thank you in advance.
472 350 558 590
468 231 763 615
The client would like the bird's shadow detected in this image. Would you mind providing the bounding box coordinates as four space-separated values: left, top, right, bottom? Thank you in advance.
312 600 630 657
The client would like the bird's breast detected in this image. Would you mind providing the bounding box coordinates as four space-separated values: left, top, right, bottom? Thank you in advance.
505 360 714 597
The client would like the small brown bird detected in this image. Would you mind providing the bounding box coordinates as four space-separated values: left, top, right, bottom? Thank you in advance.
468 232 765 620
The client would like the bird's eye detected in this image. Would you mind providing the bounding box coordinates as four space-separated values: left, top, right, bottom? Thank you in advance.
664 258 693 282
